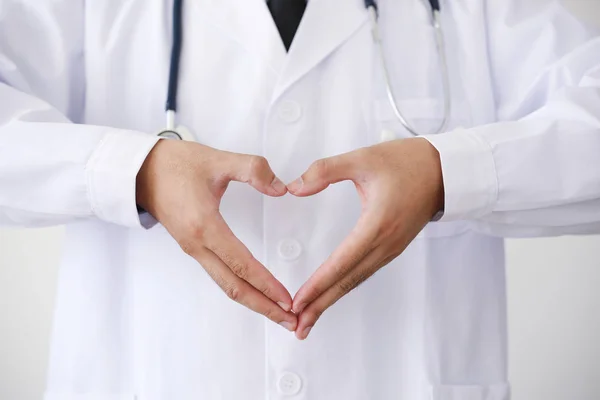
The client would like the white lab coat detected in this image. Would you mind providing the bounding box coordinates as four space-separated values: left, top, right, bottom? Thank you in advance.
1 0 599 399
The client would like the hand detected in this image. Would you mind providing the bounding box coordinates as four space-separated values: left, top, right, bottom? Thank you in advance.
136 139 297 332
287 138 444 339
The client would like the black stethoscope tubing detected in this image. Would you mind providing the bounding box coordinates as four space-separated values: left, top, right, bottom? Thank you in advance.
166 0 184 116
364 0 440 13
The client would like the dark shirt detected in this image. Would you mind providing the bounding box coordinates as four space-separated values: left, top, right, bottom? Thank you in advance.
267 0 307 51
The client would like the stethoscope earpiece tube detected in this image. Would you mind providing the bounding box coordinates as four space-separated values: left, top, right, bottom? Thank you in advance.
166 0 184 130
364 0 378 13
158 0 192 139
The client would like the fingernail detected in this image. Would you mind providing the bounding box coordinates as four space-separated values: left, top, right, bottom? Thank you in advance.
277 301 292 312
271 177 286 193
280 321 296 332
301 326 313 339
293 302 306 314
287 177 304 193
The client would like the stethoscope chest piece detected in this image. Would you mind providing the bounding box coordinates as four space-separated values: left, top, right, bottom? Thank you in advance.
156 125 195 141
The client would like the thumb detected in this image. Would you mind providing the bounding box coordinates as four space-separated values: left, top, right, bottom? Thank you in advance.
288 154 355 197
228 154 287 197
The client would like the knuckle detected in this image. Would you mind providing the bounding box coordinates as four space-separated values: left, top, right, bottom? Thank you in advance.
332 263 349 280
224 284 243 302
249 156 269 177
262 307 278 322
331 257 361 281
260 284 273 299
229 259 250 280
339 271 370 295
184 220 207 242
215 250 252 281
311 159 329 179
338 279 356 294
179 239 196 256
377 224 395 242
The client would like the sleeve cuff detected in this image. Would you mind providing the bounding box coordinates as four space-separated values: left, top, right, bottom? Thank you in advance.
85 129 160 228
422 128 499 221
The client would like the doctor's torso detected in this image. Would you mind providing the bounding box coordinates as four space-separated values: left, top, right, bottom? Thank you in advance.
46 1 508 399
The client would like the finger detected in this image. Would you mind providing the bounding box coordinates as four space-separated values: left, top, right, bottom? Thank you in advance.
226 154 287 197
197 248 298 331
205 214 294 312
292 212 380 314
295 247 392 340
287 152 359 197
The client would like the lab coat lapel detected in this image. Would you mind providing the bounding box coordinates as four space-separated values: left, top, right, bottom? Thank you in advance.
195 0 287 74
272 0 369 101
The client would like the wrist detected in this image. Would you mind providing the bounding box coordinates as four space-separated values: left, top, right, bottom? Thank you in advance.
413 138 445 219
136 138 168 213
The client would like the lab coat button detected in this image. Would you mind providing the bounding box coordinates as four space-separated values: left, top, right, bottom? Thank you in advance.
277 372 302 396
278 100 303 123
278 239 302 261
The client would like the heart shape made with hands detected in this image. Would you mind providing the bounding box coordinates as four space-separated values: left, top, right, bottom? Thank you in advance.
278 138 444 340
138 138 443 341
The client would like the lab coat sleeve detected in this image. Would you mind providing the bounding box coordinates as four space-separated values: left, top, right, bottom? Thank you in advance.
424 0 600 237
0 0 160 228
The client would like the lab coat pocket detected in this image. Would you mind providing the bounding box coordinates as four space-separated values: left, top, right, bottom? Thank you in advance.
428 384 510 400
368 97 472 142
44 394 137 400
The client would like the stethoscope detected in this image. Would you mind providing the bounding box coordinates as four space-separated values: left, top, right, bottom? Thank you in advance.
157 0 451 141
365 0 451 136
157 0 193 141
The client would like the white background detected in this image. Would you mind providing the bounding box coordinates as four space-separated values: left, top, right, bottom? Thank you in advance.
1 1 600 399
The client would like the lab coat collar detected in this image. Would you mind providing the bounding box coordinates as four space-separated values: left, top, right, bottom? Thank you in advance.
195 0 288 75
273 0 369 101
197 0 368 102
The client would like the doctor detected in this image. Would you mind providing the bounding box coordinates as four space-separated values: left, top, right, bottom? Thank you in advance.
1 0 600 399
